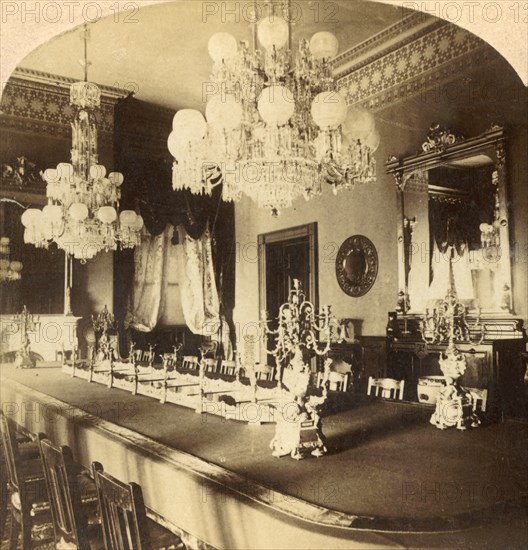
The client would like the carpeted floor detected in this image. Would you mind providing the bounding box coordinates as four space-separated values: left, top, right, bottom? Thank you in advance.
1 365 527 534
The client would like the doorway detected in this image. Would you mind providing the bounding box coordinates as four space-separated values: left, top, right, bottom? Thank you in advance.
258 223 318 366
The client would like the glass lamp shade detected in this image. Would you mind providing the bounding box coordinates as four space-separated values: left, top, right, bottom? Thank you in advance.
257 16 289 51
206 95 242 130
167 132 189 160
309 32 339 60
343 108 375 140
172 109 207 142
69 203 89 222
364 128 380 152
43 168 58 184
89 165 107 179
258 85 295 125
10 261 23 273
42 204 63 223
108 172 125 186
132 215 144 231
311 91 348 129
21 208 43 228
208 32 238 63
57 162 74 180
119 210 137 227
97 206 117 224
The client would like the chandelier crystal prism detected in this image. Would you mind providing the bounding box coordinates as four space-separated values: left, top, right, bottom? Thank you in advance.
168 1 378 212
21 26 143 261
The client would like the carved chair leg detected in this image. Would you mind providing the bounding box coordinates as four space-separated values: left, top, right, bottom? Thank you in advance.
8 512 20 550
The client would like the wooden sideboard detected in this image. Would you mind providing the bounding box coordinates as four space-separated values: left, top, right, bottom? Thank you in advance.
324 337 387 393
387 314 527 419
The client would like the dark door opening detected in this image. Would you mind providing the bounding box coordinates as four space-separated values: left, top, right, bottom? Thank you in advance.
258 223 318 368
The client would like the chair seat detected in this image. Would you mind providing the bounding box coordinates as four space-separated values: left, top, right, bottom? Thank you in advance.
148 518 186 550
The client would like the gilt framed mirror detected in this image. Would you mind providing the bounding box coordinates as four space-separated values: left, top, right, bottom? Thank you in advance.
386 124 512 315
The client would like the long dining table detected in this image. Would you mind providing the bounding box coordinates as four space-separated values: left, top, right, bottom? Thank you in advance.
1 363 527 549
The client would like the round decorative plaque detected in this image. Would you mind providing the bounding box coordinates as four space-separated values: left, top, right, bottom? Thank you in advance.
335 235 378 297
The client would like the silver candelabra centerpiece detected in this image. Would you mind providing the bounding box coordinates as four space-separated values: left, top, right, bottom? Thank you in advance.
13 305 39 368
260 279 335 459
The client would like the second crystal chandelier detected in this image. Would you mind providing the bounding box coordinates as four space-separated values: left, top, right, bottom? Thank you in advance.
21 25 143 260
168 1 379 212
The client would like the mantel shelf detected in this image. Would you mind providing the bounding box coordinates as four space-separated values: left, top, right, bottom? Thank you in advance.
0 183 47 207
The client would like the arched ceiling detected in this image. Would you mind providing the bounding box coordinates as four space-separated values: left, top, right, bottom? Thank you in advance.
1 0 526 112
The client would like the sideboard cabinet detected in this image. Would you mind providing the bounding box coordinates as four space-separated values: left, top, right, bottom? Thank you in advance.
387 315 526 419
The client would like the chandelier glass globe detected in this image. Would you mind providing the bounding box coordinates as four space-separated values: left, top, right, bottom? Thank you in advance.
258 85 295 126
309 32 339 60
257 16 289 51
311 91 348 130
208 32 238 63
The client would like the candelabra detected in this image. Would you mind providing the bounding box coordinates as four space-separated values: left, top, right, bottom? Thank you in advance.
13 305 39 368
421 256 483 430
260 279 334 459
260 279 333 387
92 305 117 362
420 254 483 346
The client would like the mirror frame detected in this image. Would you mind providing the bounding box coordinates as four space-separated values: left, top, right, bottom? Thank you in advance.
386 124 512 315
335 235 378 297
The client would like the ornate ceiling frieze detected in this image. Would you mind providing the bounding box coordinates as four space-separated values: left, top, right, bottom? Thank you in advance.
336 20 489 112
0 69 128 140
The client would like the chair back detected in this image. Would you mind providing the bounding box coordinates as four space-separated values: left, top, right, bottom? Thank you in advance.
220 360 237 376
92 461 151 550
37 434 90 550
465 387 488 412
202 358 218 373
367 377 405 400
182 356 199 370
254 364 274 381
0 412 21 491
162 353 176 368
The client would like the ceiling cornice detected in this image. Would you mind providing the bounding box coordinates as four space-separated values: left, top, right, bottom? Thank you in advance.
9 67 130 102
333 12 443 78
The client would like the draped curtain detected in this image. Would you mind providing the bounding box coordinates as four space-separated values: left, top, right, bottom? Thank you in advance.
428 242 474 301
125 226 174 332
126 224 225 340
176 226 220 336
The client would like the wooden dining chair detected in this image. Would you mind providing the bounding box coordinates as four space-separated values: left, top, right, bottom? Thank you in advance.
0 425 40 542
37 435 101 550
0 413 51 549
254 364 274 381
220 360 237 376
465 387 489 412
92 462 185 550
202 357 218 374
182 356 199 371
367 377 405 400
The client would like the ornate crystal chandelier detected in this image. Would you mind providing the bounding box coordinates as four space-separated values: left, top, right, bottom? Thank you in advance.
167 0 378 212
0 237 23 282
21 26 143 261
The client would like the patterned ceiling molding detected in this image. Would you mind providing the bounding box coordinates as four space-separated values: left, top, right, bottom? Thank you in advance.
336 21 488 112
333 12 443 77
0 71 124 141
10 67 129 101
